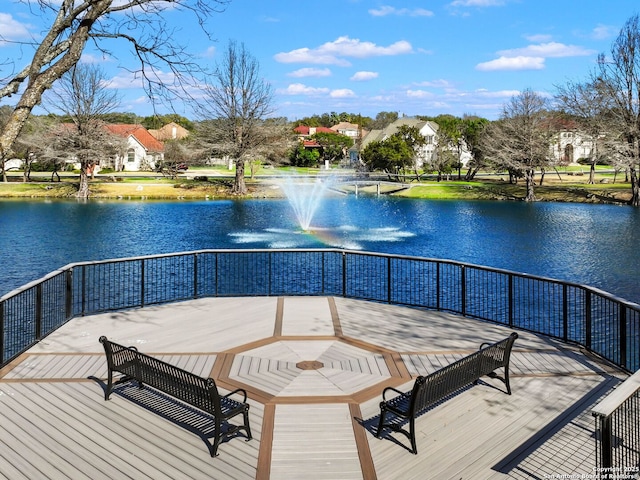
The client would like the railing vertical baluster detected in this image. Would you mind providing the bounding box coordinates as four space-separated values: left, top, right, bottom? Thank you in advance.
321 251 325 294
215 252 219 297
193 253 198 299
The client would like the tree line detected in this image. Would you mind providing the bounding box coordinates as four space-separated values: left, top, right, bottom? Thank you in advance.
1 2 640 205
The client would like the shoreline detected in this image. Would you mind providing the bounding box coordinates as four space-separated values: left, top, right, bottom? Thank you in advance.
0 175 633 205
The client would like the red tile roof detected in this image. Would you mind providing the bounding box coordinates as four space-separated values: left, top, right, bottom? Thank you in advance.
294 126 336 135
105 124 164 152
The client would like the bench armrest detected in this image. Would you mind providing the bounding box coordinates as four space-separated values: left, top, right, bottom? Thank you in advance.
381 386 405 401
224 388 248 403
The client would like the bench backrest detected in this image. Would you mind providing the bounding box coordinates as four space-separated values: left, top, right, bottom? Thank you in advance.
409 332 517 416
100 336 222 416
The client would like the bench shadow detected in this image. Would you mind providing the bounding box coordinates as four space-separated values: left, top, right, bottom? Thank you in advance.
88 376 249 456
356 382 484 454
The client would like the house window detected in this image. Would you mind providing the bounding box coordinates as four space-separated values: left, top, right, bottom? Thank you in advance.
425 135 434 145
127 149 135 163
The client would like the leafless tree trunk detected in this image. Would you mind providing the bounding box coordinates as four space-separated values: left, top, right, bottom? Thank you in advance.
0 0 229 181
46 64 121 198
480 89 554 202
597 14 640 206
194 41 274 195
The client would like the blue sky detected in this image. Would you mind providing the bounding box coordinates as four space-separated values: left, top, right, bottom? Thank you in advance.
0 0 638 121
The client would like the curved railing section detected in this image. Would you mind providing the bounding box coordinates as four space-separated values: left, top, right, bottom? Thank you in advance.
1 249 639 372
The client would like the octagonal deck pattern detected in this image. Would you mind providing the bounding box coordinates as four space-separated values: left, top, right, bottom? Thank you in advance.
0 296 626 480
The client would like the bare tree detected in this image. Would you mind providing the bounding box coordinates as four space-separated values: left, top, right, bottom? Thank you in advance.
555 78 612 184
194 41 275 195
596 14 640 206
45 63 121 197
0 0 229 181
481 89 555 201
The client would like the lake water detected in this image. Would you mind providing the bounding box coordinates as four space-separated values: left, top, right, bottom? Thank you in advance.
1 197 639 303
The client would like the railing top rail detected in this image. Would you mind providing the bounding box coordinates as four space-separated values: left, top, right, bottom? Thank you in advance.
592 369 640 418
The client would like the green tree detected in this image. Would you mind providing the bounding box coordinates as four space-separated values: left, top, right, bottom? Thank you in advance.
362 136 413 180
309 132 354 164
289 144 320 167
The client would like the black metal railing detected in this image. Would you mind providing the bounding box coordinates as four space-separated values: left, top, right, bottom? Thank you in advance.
593 370 640 474
1 249 639 374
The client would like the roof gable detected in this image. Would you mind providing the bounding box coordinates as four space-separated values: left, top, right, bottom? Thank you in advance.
105 124 164 152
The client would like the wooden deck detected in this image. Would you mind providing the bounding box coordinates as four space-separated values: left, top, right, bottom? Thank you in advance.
0 296 626 480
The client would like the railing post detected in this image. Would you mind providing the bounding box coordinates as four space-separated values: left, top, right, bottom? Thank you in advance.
436 262 441 311
81 265 86 316
193 253 198 299
0 300 4 364
619 305 627 370
562 284 568 342
342 251 346 298
215 253 219 297
461 265 466 317
35 283 43 340
321 252 325 294
508 274 514 328
65 269 73 320
387 256 392 304
596 414 613 470
140 259 146 308
268 251 272 296
585 290 592 350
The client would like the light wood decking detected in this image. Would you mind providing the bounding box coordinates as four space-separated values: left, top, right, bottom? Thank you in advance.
0 297 626 480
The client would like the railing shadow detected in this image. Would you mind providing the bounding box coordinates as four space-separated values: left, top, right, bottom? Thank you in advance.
491 374 621 475
88 376 248 457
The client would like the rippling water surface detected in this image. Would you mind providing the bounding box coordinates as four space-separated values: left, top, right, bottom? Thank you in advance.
1 197 638 303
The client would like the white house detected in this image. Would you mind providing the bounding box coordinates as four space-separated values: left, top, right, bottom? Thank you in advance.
103 124 164 171
551 130 595 165
362 118 473 169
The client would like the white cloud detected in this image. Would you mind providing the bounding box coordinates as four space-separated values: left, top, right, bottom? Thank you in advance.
449 0 505 6
0 13 31 43
80 53 112 64
202 46 216 58
476 56 545 71
406 89 435 98
274 36 413 66
350 71 378 81
497 42 595 58
330 89 356 98
414 79 454 88
591 24 617 40
369 6 434 17
524 34 553 43
288 68 332 78
474 88 521 98
277 83 330 96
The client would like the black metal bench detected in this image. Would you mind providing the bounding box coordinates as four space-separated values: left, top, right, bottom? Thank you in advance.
99 336 252 457
376 332 518 454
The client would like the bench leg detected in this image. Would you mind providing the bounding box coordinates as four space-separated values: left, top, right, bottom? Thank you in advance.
243 408 253 441
376 407 387 438
104 369 113 401
408 417 417 455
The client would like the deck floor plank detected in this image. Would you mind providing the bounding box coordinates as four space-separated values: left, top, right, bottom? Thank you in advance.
0 296 627 479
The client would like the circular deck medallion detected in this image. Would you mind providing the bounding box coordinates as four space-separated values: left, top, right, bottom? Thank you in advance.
228 339 395 398
296 360 324 370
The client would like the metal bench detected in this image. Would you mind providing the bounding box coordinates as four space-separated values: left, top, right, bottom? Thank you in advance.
99 336 252 457
376 332 518 454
